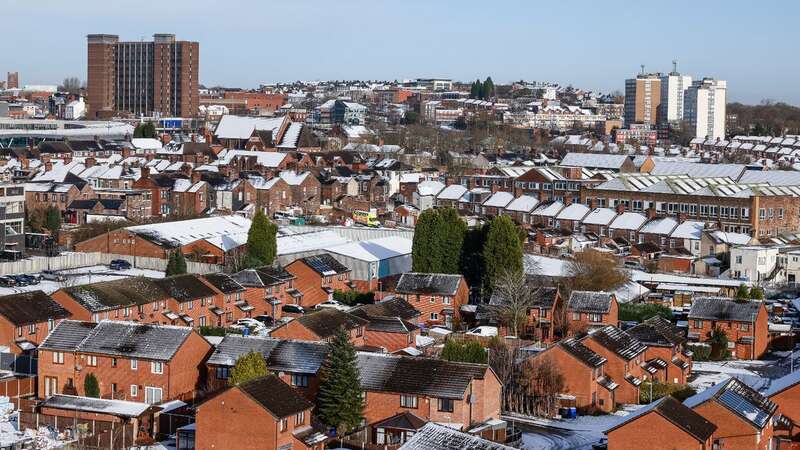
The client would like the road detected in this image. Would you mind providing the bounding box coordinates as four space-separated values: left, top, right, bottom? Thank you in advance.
509 420 603 450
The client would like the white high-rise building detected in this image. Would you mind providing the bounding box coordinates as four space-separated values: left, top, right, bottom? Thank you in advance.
659 72 692 123
684 78 727 140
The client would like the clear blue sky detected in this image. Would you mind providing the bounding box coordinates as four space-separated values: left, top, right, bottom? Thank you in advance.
2 0 799 104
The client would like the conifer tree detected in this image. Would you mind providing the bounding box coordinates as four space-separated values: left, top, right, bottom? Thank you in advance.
165 251 177 276
247 210 277 265
317 327 363 436
439 208 466 274
174 251 187 275
229 351 269 386
483 215 523 291
412 209 445 272
84 373 100 398
483 76 495 99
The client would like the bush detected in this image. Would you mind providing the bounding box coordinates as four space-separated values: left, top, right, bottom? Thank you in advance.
618 302 673 323
640 382 696 403
199 326 226 337
441 338 487 364
687 344 711 361
84 373 100 398
333 290 375 306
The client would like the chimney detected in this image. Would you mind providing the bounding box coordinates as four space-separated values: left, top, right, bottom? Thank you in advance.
122 147 131 158
490 183 500 194
44 160 53 172
63 155 72 165
141 166 150 179
85 157 96 168
615 203 625 214
191 170 202 184
564 196 573 206
646 206 657 220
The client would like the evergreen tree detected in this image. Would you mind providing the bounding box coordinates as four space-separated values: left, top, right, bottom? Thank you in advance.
317 327 363 436
441 338 487 364
229 351 269 386
470 81 480 99
439 208 466 274
84 373 100 398
412 209 445 272
750 286 764 300
483 76 495 99
460 224 489 290
483 216 523 292
44 206 61 232
165 251 177 276
167 251 188 276
735 284 750 300
477 79 485 100
246 210 277 265
134 122 157 139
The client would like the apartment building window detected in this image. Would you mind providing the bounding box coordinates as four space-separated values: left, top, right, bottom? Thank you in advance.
291 374 308 387
187 301 193 310
742 208 750 218
400 394 418 408
131 385 139 397
759 208 766 219
295 411 305 426
768 208 774 218
438 398 454 412
87 356 97 367
15 327 22 338
670 239 676 248
151 362 164 374
53 352 64 364
131 359 138 370
430 296 437 304
736 255 743 264
123 306 130 317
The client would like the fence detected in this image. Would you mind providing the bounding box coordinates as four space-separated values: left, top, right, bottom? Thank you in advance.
19 411 138 449
0 252 222 276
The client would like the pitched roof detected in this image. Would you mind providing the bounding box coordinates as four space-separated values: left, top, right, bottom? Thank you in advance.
605 396 716 443
154 274 218 302
373 411 427 431
40 395 156 419
0 290 70 326
688 297 763 323
40 320 194 361
62 277 170 312
395 273 463 296
289 309 369 339
587 326 647 360
299 253 350 276
357 352 488 399
626 316 686 347
202 273 245 294
231 266 294 287
364 316 417 333
206 336 329 374
348 296 420 321
567 291 615 314
684 377 777 429
399 423 515 450
236 375 313 418
557 337 606 368
561 153 630 170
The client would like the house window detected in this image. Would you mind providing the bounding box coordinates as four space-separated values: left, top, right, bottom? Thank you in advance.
735 255 742 264
291 374 308 387
693 320 703 329
295 411 305 426
28 324 36 334
16 327 21 338
400 394 418 408
588 313 601 322
740 323 750 332
280 418 288 432
87 355 97 367
48 319 55 331
131 385 138 397
111 383 117 395
443 297 452 305
572 312 581 321
53 352 64 364
430 296 437 304
152 361 164 374
187 301 193 310
111 358 117 367
131 359 138 370
430 312 438 321
438 398 454 412
216 366 230 380
199 316 207 327
144 386 163 405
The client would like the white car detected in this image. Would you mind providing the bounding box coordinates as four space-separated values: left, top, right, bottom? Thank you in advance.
234 318 266 331
316 300 349 311
466 326 498 337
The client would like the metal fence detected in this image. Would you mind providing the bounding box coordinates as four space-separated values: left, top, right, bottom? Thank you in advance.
0 252 222 276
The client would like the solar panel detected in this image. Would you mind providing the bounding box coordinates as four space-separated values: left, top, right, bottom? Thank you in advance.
718 389 770 427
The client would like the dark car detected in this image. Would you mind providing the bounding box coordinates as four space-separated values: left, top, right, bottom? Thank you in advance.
281 304 305 315
253 315 274 326
109 259 132 270
9 275 30 286
17 274 39 285
0 276 15 287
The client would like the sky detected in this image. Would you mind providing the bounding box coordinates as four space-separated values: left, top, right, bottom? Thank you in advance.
2 0 799 104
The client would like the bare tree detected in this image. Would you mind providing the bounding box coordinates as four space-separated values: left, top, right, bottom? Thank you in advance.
487 269 543 337
563 251 630 297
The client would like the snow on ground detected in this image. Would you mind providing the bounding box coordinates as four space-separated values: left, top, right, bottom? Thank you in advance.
0 265 164 296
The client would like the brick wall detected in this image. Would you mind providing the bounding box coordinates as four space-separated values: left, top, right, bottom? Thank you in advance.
607 409 710 450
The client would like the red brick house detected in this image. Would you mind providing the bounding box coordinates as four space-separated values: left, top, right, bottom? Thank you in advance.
285 254 354 308
605 396 717 450
231 266 297 320
534 337 615 413
765 371 800 437
249 175 293 217
194 375 325 450
50 277 174 323
394 273 469 328
626 316 693 385
269 308 368 346
687 297 769 359
357 353 503 445
566 291 619 335
37 320 213 403
582 326 647 405
683 377 777 450
0 290 71 354
278 171 321 214
349 298 422 352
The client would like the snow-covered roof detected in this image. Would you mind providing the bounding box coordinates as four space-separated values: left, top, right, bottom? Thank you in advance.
277 230 349 256
325 236 412 262
127 215 252 248
709 230 752 246
504 195 539 213
131 138 163 150
278 171 310 185
670 221 705 240
582 208 617 225
555 203 590 221
609 212 646 231
482 191 514 208
214 115 286 140
217 149 289 168
561 152 629 169
416 180 445 197
639 217 678 236
531 201 564 217
436 184 468 200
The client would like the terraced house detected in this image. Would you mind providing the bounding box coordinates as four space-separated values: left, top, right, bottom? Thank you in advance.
37 320 212 402
687 297 769 359
0 290 71 355
393 273 469 328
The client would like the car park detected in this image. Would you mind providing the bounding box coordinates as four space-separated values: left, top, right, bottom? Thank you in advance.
0 276 15 287
9 275 30 286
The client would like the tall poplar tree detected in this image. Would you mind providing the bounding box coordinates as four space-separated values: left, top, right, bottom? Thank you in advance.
247 210 277 265
439 207 466 274
411 209 445 272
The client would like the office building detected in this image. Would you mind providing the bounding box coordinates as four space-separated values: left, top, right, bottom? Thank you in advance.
624 73 661 126
6 72 18 89
684 78 727 140
86 33 199 118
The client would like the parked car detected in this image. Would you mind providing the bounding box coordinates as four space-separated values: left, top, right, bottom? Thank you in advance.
466 326 498 337
109 259 132 270
253 315 274 326
316 300 349 311
39 270 66 282
0 276 15 287
17 274 39 285
281 304 305 315
8 275 30 286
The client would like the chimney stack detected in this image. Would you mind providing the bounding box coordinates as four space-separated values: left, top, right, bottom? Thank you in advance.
615 203 625 214
141 166 150 179
646 206 657 220
85 157 96 168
